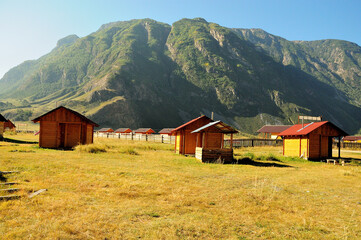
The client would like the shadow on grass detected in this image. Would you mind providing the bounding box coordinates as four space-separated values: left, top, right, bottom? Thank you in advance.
234 157 293 168
0 173 7 182
2 137 38 144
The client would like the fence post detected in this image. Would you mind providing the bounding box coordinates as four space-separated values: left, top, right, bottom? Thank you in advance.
146 134 148 141
162 135 164 143
131 133 134 140
107 133 109 138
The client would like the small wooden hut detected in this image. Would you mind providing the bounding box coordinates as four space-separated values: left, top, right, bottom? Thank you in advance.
257 125 291 139
98 128 114 133
115 128 132 135
32 106 99 149
4 119 16 131
134 128 155 135
0 114 6 138
278 121 347 160
171 115 213 155
343 136 361 143
158 128 175 136
192 120 238 163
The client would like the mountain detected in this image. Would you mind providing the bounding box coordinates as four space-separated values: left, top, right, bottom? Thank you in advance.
1 18 361 134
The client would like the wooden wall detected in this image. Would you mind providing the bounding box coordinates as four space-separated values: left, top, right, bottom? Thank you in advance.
174 117 213 155
283 122 343 159
37 107 95 148
283 136 308 158
0 122 4 137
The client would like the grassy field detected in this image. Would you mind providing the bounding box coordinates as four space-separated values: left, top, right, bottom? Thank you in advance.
0 134 360 239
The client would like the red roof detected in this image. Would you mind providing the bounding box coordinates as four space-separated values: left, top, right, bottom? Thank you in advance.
343 136 361 141
171 115 212 133
278 121 347 136
257 125 291 133
134 128 155 134
98 128 114 132
115 128 132 133
158 128 175 134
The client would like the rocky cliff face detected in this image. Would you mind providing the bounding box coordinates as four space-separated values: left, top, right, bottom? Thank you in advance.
1 18 361 134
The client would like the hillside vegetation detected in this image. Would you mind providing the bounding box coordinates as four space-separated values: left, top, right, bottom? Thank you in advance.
0 134 360 239
1 18 361 134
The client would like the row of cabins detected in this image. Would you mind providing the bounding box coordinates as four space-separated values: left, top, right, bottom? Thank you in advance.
2 106 359 162
97 128 174 136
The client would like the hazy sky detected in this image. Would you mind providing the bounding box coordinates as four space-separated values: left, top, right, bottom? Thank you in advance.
1 0 360 78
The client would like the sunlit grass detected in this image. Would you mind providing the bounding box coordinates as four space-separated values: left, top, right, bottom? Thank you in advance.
0 134 360 239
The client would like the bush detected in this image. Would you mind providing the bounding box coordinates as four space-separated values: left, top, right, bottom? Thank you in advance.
74 144 107 153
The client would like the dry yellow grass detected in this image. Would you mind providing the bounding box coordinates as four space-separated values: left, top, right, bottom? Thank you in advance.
0 134 360 239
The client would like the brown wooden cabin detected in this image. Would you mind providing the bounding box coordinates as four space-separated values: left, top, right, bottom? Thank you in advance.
257 125 291 139
191 120 238 163
32 106 99 149
278 121 347 160
134 128 155 135
0 113 6 138
171 115 213 155
115 128 132 134
4 119 16 131
98 128 114 133
158 128 175 136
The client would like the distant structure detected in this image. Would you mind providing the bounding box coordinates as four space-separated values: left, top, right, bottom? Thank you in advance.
115 128 132 135
32 106 99 149
0 113 6 138
257 125 291 139
134 128 155 135
158 128 175 136
278 121 347 160
343 136 361 143
98 128 114 133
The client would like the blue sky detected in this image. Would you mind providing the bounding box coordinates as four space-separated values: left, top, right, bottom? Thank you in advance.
1 0 360 78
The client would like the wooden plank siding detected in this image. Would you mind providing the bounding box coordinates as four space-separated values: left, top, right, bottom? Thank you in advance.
172 116 214 155
0 122 4 138
33 106 98 149
279 121 347 160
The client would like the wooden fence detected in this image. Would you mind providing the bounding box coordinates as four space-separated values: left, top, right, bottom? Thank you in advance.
96 133 175 144
224 139 283 148
94 134 361 150
332 142 361 149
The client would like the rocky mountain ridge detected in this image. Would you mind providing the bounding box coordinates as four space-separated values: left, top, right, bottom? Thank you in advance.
1 18 361 134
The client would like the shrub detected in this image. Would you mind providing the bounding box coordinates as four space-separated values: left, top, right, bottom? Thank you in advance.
74 144 107 153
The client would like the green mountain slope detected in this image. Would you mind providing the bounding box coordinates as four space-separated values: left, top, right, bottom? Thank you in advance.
1 18 361 134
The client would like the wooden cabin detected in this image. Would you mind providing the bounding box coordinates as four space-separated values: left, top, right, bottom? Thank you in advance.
278 121 347 160
134 128 155 135
158 128 175 136
115 128 132 135
4 119 16 131
32 106 99 149
192 120 238 163
0 114 6 138
98 128 114 133
257 125 291 139
171 115 217 155
343 136 361 143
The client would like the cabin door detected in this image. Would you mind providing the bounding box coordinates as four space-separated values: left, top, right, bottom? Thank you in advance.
59 123 66 148
65 123 81 148
328 137 333 158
